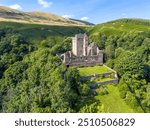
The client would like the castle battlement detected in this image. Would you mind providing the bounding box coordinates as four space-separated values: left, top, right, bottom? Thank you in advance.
61 34 103 67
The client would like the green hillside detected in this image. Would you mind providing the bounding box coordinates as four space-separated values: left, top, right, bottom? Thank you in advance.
89 18 150 37
1 18 150 42
0 21 87 42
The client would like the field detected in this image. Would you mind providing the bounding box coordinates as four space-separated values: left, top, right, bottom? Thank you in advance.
78 65 114 76
95 85 134 113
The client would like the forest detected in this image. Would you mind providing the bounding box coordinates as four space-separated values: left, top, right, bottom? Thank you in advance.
0 19 150 113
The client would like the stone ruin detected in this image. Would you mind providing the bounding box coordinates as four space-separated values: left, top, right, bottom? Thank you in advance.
61 33 103 67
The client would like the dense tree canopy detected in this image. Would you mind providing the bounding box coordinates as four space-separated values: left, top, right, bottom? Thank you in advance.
0 28 80 112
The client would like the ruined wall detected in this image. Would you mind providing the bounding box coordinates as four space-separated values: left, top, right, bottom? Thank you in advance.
97 79 118 85
68 54 103 67
81 72 118 85
83 35 88 56
72 37 77 56
61 50 103 67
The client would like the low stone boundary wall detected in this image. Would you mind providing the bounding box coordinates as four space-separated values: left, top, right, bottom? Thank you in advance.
81 72 117 80
97 79 118 85
81 74 99 80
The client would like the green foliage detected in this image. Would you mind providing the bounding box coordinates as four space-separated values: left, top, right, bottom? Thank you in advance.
0 28 34 78
96 86 108 95
104 35 117 60
141 85 150 112
79 83 90 96
118 80 129 99
80 102 102 113
1 48 80 112
89 33 107 49
0 28 81 112
118 74 147 112
125 91 143 112
114 51 145 78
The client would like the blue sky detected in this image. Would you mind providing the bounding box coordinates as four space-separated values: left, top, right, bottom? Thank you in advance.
0 0 150 24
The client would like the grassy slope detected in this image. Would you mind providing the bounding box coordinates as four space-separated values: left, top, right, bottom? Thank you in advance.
89 18 150 37
1 18 149 43
0 21 88 42
78 65 113 76
95 85 134 113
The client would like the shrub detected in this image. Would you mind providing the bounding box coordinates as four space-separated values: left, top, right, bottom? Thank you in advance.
96 87 108 95
79 83 90 96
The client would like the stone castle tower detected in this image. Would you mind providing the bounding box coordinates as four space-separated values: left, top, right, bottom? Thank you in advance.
61 34 103 67
72 34 88 56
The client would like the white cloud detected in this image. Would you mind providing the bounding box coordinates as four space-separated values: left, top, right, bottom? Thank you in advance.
80 17 89 21
38 0 53 8
62 14 74 19
9 4 22 10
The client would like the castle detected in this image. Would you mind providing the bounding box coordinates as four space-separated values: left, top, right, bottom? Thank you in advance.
61 34 103 67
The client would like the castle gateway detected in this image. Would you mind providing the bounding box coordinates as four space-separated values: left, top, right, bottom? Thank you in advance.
61 34 103 67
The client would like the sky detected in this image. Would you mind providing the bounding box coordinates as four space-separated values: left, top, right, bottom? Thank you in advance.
0 0 150 24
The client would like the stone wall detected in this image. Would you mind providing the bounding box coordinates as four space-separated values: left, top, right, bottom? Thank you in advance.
97 79 118 85
81 71 119 85
65 53 103 67
81 72 117 80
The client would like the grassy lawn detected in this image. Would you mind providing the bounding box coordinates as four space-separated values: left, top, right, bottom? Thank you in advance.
95 85 134 113
78 65 114 76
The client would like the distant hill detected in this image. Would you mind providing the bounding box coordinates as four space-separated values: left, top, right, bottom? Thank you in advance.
0 6 93 26
89 18 150 37
106 18 150 26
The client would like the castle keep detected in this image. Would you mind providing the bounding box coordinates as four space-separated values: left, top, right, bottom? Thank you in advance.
61 34 103 66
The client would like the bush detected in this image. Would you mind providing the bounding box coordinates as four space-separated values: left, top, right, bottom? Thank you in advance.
79 102 102 113
125 92 143 112
106 59 114 68
118 83 129 99
79 83 90 96
96 86 108 95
